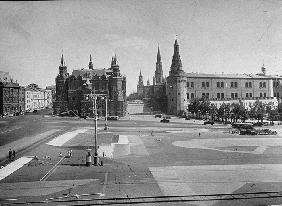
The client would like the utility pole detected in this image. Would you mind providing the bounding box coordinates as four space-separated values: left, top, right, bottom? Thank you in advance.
104 96 108 130
92 91 99 166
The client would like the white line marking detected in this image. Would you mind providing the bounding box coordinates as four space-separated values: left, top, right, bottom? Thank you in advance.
173 137 282 154
0 156 33 181
47 129 88 146
40 157 65 181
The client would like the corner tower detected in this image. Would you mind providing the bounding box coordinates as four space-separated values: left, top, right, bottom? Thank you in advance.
137 70 144 98
53 52 69 114
167 38 187 115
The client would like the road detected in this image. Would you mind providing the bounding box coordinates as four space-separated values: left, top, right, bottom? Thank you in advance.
1 112 282 205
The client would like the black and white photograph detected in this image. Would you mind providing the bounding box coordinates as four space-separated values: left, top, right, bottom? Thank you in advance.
1 0 282 205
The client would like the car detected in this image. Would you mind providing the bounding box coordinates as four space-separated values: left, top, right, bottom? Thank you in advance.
253 122 263 127
160 118 170 123
240 129 257 135
203 120 214 125
107 116 119 120
155 114 162 118
185 116 190 120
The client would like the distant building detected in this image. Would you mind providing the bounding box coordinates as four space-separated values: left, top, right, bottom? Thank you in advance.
166 39 282 115
24 83 52 112
137 46 167 112
53 54 127 117
46 85 56 102
0 71 23 116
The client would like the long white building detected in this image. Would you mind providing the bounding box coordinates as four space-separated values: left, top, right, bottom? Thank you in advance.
166 39 282 115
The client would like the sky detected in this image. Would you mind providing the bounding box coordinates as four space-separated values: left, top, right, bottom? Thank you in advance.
1 0 282 95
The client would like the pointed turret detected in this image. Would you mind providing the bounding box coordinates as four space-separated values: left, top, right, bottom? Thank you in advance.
138 70 144 86
170 38 183 75
157 44 161 63
61 53 64 66
89 54 93 70
155 44 164 84
58 52 67 77
111 54 120 76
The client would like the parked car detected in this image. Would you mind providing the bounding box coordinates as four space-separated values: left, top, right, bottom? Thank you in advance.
253 122 263 127
155 114 162 118
203 120 214 125
160 118 170 123
107 116 119 120
185 116 190 120
240 129 257 135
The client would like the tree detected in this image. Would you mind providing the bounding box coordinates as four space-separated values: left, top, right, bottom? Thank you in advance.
209 103 218 120
199 98 211 118
231 102 247 122
188 98 211 119
218 103 230 123
249 100 266 122
188 98 201 118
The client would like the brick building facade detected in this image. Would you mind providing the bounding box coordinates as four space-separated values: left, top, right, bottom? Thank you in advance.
0 71 24 116
53 54 126 117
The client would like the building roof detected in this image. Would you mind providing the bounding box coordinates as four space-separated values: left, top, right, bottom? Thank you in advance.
185 72 282 79
72 68 110 78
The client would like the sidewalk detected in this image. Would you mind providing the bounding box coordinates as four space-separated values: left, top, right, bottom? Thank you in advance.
0 129 60 163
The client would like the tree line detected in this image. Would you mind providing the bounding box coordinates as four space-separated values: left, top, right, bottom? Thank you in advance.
186 98 280 123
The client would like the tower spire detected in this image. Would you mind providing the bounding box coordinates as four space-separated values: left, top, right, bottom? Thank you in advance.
157 44 161 63
89 54 93 70
170 37 182 74
155 44 164 84
61 53 64 66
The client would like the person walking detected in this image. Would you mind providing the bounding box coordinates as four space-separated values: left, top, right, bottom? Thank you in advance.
199 132 201 137
12 150 16 159
8 149 12 160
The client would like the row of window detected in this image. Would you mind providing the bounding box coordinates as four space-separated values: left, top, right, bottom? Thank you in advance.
186 81 267 89
186 92 269 99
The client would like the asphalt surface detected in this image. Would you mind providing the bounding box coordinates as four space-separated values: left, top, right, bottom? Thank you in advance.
1 112 282 205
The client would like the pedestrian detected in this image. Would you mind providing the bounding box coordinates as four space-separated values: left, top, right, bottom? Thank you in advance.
199 132 201 137
69 150 72 157
59 152 62 157
8 149 12 160
12 150 16 159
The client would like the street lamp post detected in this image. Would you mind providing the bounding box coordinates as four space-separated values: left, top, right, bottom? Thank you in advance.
92 91 99 166
104 96 108 130
84 82 99 166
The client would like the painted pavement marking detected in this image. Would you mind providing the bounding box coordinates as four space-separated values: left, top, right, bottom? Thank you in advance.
150 164 282 206
0 179 98 198
173 137 282 154
40 156 66 181
0 156 34 181
47 129 88 146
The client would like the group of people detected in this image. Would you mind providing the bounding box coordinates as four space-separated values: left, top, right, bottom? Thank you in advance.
59 150 72 158
8 149 16 160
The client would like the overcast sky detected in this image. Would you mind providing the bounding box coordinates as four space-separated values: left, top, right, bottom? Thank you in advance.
1 0 282 94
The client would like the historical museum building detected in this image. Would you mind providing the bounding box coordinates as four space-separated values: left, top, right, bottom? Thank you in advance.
167 39 282 115
0 71 24 116
53 54 126 117
137 46 167 112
